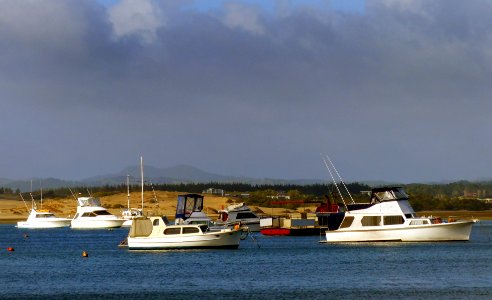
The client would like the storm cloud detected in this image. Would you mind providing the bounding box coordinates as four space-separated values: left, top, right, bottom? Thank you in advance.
1 0 491 183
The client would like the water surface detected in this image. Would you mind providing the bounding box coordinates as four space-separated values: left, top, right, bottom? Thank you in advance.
1 222 491 299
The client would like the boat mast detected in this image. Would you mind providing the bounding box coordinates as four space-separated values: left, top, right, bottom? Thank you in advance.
126 174 130 210
325 155 355 204
322 156 348 211
19 193 30 212
140 156 144 212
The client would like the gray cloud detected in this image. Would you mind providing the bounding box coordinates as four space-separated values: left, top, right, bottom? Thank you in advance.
0 0 491 183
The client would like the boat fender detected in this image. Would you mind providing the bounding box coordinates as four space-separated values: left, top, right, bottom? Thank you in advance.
7 247 15 252
82 251 88 258
234 224 240 230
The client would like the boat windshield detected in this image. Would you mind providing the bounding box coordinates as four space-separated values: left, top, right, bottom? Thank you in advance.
77 197 101 207
36 213 56 218
372 187 409 201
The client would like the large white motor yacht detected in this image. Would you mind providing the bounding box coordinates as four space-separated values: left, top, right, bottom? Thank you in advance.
323 187 476 242
71 197 126 229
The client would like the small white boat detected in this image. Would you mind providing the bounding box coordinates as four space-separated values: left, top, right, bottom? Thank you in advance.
17 209 71 229
16 192 71 229
127 216 241 250
71 197 126 229
121 164 144 227
323 186 476 242
122 208 143 227
216 203 260 232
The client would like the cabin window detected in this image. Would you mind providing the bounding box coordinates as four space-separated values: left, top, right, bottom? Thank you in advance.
199 225 208 233
189 220 209 225
164 228 181 235
410 220 429 225
182 227 199 234
94 210 112 216
361 216 381 226
36 214 55 218
82 212 97 217
405 214 413 219
383 215 404 225
236 212 258 219
339 216 354 228
153 219 160 226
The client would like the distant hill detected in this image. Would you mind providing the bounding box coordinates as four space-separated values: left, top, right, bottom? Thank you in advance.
0 177 80 193
1 164 327 192
0 164 416 192
82 164 244 185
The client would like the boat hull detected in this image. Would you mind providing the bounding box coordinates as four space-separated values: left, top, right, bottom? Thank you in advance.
17 219 72 229
325 220 475 242
127 230 241 250
121 219 133 227
71 219 126 229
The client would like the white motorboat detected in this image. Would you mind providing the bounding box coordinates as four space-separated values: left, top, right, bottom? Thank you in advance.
17 209 71 229
121 162 144 227
122 208 143 227
16 192 71 229
320 155 476 242
216 202 260 232
71 197 126 229
127 216 241 250
323 186 476 242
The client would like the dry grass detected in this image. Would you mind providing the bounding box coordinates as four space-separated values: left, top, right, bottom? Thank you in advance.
2 192 492 223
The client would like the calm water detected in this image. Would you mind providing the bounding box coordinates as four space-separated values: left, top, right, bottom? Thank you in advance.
1 222 492 299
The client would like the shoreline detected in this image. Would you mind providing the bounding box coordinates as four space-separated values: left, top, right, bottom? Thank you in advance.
2 211 491 225
2 192 492 224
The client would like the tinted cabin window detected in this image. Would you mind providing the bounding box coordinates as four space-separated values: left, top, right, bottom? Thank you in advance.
182 227 199 234
94 210 112 216
153 219 160 226
340 216 354 228
236 212 257 219
384 215 404 225
361 216 381 226
164 228 181 235
82 212 97 217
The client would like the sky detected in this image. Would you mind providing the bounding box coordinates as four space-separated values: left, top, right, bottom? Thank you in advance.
1 0 491 183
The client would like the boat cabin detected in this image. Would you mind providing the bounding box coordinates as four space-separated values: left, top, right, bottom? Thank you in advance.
324 187 419 231
175 194 204 220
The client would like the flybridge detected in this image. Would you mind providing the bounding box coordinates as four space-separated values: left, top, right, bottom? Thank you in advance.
77 197 101 207
370 187 409 202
